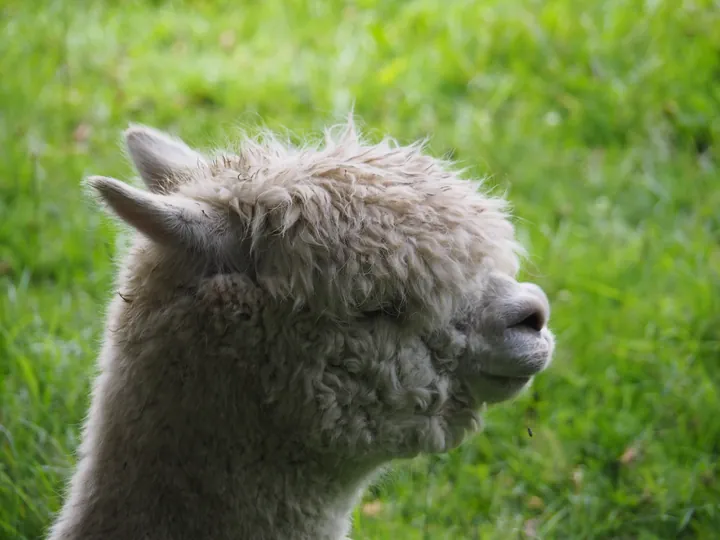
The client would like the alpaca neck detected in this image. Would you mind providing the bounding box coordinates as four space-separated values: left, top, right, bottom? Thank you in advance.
48 350 374 540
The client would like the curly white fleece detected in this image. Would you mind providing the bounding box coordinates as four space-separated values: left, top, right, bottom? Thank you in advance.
48 119 528 540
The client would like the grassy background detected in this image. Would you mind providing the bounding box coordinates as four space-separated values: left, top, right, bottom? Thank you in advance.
1 0 719 538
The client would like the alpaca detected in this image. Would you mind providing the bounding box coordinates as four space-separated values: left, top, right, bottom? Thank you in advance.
48 119 555 540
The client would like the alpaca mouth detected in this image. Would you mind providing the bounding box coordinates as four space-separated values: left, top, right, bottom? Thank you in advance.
477 371 532 385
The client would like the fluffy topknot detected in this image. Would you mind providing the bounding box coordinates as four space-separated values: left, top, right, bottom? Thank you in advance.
162 120 523 328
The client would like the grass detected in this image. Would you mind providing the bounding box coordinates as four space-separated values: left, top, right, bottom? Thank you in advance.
1 0 719 538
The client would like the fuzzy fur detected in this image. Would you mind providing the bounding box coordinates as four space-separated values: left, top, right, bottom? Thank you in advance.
47 119 555 540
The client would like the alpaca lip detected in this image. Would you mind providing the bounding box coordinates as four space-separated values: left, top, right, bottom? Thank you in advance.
477 371 532 384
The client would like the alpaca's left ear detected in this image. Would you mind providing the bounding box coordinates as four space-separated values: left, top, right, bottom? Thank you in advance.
124 124 208 193
86 175 216 250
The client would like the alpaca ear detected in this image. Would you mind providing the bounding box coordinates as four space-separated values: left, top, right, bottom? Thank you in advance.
86 175 214 249
124 124 207 193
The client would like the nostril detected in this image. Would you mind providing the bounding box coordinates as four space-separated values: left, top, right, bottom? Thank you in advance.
510 309 545 332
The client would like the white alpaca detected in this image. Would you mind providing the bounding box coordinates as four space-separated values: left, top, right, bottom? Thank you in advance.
47 120 555 540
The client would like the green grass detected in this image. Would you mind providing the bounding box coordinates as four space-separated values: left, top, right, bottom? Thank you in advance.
1 0 719 538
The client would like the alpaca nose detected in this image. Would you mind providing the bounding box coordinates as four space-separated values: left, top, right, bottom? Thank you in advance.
509 306 545 332
506 283 550 332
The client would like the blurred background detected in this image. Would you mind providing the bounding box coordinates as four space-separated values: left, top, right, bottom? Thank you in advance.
1 0 718 538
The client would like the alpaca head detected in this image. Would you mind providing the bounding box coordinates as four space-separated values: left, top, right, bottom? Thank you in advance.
89 120 554 468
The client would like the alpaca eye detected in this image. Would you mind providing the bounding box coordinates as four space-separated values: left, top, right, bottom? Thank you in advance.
453 320 470 333
361 302 404 320
361 308 393 320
